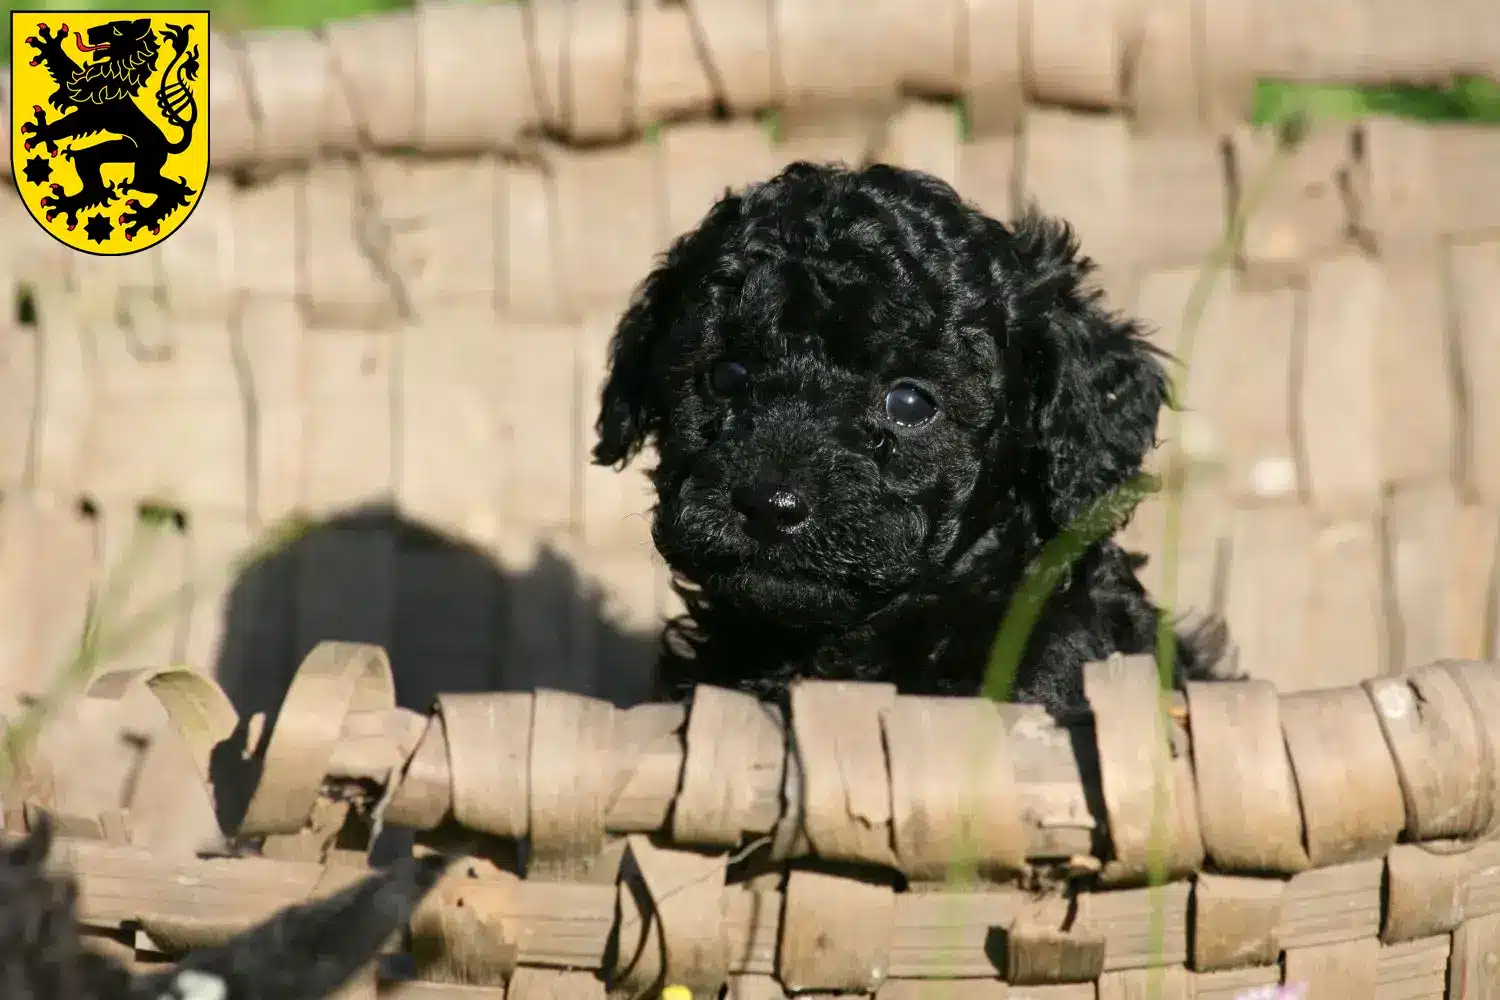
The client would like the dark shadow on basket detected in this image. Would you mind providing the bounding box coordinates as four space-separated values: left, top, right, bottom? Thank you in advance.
206 500 660 834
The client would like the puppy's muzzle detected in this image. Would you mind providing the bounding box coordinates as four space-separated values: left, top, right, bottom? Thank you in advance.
731 480 810 533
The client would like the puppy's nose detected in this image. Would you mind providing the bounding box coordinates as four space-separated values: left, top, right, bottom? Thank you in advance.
731 481 809 531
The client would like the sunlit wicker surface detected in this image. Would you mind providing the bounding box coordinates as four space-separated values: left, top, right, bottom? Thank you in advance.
7 642 1500 998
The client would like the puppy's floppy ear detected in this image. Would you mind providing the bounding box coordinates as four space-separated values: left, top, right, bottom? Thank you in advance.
593 263 673 468
595 191 748 468
1007 208 1169 531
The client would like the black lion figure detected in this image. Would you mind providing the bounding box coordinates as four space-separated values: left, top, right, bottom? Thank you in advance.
21 17 201 240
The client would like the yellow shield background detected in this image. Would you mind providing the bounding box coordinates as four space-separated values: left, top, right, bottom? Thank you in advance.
9 10 210 255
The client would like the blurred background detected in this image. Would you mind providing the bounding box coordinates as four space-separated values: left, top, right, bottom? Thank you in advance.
1 0 1499 851
5 0 1500 122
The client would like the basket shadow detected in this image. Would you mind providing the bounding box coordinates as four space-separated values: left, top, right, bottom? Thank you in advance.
206 501 661 838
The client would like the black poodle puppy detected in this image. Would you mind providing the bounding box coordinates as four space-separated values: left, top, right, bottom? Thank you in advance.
592 161 1231 712
0 814 448 1000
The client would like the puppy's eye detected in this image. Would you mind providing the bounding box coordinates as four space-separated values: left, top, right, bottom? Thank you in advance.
883 382 938 427
709 360 750 397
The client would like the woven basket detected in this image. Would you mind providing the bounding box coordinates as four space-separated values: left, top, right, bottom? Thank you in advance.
2 2 1500 996
10 641 1500 999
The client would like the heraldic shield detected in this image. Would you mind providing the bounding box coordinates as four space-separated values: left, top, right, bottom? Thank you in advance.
9 10 209 255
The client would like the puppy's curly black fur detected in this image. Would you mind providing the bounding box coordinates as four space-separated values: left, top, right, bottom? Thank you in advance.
0 814 448 1000
594 161 1232 712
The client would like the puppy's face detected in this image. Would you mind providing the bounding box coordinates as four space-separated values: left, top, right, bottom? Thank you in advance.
649 280 996 623
594 163 1166 626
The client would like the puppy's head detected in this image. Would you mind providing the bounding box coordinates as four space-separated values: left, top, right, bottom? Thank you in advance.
594 162 1168 626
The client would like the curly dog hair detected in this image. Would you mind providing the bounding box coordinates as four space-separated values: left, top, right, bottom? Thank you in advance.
593 161 1233 713
0 814 448 1000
